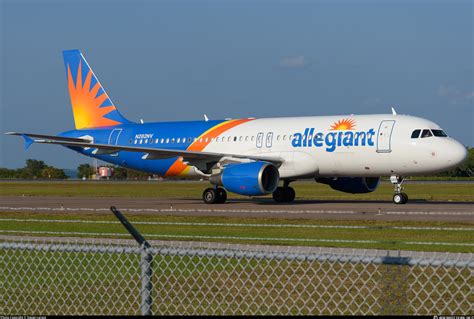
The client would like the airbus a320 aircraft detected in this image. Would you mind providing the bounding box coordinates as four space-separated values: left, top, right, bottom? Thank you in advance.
7 50 468 204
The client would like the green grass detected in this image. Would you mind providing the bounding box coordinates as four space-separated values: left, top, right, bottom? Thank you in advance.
1 231 471 315
1 180 473 202
0 212 472 253
3 250 469 315
1 182 472 315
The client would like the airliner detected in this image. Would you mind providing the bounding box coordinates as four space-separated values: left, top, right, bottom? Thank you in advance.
7 50 468 204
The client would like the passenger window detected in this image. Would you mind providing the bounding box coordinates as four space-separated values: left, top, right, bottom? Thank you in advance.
171 138 175 143
251 136 255 142
165 138 169 143
239 136 243 141
411 130 421 138
177 138 181 143
234 136 237 142
421 129 432 138
432 129 448 137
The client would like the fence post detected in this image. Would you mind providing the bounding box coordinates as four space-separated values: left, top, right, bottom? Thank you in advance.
140 244 153 315
111 206 153 315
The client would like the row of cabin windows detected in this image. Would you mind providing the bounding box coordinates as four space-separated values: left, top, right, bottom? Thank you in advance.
411 129 447 139
130 134 295 145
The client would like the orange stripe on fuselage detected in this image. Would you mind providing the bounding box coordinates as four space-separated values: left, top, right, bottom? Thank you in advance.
164 118 254 176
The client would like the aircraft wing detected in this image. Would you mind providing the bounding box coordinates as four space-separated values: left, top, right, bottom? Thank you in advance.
6 132 284 165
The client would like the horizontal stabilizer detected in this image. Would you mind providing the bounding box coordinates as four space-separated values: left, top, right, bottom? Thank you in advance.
5 132 92 144
20 134 34 150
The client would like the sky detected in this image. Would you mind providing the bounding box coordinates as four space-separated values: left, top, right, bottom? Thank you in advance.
0 0 472 169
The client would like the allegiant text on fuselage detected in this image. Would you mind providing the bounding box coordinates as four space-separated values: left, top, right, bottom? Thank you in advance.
291 128 376 152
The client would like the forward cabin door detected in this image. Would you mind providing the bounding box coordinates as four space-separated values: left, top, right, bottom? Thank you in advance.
376 120 395 153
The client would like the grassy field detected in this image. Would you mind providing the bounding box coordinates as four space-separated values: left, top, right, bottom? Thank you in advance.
0 211 472 253
0 181 473 253
1 180 473 202
0 181 472 315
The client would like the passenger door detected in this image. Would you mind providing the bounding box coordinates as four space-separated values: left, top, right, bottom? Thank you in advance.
107 128 122 156
377 120 395 153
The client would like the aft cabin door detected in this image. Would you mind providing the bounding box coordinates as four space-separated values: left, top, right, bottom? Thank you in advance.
107 129 122 157
108 129 122 145
377 120 395 153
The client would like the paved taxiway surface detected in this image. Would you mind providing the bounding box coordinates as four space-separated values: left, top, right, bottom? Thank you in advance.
1 196 473 222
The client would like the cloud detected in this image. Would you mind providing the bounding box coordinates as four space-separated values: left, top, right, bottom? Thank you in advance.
279 55 310 68
437 85 474 105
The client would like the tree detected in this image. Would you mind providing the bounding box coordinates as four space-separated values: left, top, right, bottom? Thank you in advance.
24 159 46 178
113 166 128 179
40 166 67 179
77 164 95 179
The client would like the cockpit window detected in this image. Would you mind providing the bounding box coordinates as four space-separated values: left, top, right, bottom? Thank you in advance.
431 129 448 137
411 129 421 138
421 129 432 138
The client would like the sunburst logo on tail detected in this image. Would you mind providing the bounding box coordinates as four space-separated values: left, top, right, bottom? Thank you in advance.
330 118 356 130
67 61 121 129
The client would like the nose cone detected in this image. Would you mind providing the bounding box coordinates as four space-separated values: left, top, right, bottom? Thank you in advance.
446 140 468 168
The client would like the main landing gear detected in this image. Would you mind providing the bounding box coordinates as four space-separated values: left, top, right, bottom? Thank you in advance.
272 181 296 203
390 175 408 204
203 187 227 204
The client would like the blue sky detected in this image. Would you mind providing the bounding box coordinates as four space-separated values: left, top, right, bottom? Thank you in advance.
1 0 472 169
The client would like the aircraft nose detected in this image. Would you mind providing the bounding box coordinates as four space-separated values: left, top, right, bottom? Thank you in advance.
447 140 468 167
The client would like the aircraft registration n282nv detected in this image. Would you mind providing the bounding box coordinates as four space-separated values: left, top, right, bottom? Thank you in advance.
7 50 468 204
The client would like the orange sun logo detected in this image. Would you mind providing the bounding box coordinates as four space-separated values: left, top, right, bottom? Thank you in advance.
67 61 121 129
329 118 356 130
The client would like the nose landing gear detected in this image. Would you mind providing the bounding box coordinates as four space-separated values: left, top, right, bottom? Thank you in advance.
390 175 408 204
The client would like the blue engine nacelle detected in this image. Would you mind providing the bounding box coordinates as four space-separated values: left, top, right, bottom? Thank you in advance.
316 177 380 194
210 162 280 196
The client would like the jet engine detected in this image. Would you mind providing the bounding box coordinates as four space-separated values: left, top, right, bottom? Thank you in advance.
316 177 380 194
210 161 280 196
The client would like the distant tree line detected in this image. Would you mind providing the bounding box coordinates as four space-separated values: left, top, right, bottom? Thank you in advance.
2 148 472 180
0 159 67 179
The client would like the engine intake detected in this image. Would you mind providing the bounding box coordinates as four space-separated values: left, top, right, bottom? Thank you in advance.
316 177 380 194
210 162 280 196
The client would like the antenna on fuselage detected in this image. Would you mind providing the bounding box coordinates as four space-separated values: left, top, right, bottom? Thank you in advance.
204 114 209 122
391 107 397 115
140 119 144 124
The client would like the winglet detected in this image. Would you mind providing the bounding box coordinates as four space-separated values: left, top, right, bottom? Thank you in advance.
20 134 35 150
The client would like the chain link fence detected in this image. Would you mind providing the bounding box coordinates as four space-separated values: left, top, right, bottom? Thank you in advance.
1 237 472 315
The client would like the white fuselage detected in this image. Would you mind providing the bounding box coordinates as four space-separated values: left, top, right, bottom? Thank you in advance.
190 114 467 179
